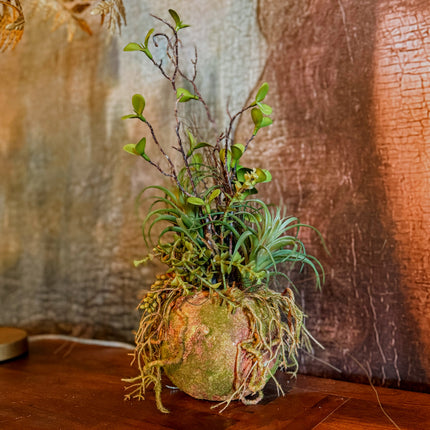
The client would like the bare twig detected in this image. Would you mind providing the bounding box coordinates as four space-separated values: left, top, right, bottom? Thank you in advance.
140 117 194 198
178 48 215 125
244 133 256 151
174 98 198 194
225 104 255 149
150 14 179 90
142 119 175 173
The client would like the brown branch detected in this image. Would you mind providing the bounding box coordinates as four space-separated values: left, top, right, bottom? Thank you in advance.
174 98 198 195
150 14 179 90
140 117 193 197
177 48 215 126
244 133 256 152
143 119 175 172
225 104 255 149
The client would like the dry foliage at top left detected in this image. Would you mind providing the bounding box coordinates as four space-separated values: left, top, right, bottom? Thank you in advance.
0 0 126 52
0 1 24 51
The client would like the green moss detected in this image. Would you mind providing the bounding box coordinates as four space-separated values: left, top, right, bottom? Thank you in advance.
161 297 249 400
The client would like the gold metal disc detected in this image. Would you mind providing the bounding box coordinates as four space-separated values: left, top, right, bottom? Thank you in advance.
0 327 28 362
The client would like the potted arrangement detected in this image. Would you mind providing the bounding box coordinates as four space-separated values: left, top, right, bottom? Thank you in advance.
122 10 324 413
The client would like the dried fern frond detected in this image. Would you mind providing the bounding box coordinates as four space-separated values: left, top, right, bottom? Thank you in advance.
91 0 126 36
1 0 127 51
26 0 92 42
26 0 60 21
0 0 24 52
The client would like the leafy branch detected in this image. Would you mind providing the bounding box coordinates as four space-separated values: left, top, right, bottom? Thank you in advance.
123 10 274 206
122 9 326 297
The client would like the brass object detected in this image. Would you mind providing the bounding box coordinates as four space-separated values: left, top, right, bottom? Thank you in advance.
0 327 28 362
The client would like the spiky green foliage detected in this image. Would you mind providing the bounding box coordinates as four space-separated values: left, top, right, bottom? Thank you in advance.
139 187 324 294
122 9 325 414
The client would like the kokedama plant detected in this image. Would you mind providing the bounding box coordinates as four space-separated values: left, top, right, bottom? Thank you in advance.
122 9 325 414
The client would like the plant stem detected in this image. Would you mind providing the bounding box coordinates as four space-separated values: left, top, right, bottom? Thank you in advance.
173 100 198 195
178 48 215 126
141 117 175 173
141 116 193 197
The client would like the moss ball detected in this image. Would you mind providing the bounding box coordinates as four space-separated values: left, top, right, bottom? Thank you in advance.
161 292 253 401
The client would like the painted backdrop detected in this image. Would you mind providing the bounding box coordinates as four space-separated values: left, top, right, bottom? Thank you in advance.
1 0 429 392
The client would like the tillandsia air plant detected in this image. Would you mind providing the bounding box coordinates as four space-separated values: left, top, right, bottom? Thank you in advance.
122 9 325 414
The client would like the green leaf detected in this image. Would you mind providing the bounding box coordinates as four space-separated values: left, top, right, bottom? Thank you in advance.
187 196 205 206
208 189 221 203
169 9 181 27
187 142 211 158
135 137 147 155
191 153 203 165
255 82 269 102
220 148 232 170
144 28 154 47
257 102 272 115
132 94 145 115
124 140 150 161
133 255 152 267
261 169 272 183
184 241 194 252
260 117 273 128
168 9 190 30
180 212 193 228
121 114 138 120
123 144 138 155
124 42 143 52
236 167 251 182
243 188 258 197
231 144 245 161
255 168 267 183
255 169 267 183
176 88 199 102
194 142 211 151
187 130 196 147
251 108 263 127
219 148 229 163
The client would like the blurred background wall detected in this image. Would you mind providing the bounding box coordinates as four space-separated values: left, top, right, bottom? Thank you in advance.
1 0 429 392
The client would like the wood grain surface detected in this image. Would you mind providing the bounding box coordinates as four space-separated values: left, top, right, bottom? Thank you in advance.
0 338 429 429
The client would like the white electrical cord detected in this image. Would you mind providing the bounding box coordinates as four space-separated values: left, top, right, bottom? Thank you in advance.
29 334 135 350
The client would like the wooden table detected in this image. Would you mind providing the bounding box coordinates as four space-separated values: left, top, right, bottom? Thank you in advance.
0 338 429 429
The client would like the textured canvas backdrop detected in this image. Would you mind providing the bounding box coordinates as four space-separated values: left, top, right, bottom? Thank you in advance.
1 0 429 392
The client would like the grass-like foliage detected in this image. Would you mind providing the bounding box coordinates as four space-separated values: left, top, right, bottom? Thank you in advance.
122 9 325 413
